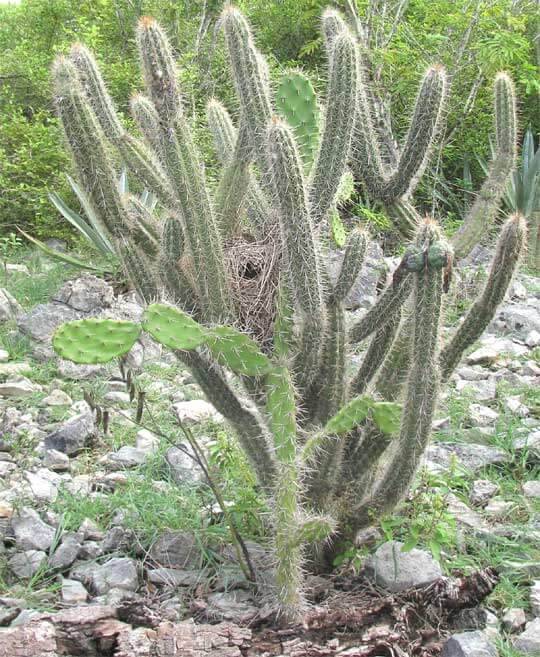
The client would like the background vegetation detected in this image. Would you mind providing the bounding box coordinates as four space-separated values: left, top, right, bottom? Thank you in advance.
0 0 538 239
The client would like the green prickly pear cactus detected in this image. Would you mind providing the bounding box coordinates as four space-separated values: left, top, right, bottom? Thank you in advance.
142 303 208 350
53 318 141 364
207 326 272 377
276 70 320 169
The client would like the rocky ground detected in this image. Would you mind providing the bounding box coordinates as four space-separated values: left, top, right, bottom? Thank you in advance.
0 247 539 656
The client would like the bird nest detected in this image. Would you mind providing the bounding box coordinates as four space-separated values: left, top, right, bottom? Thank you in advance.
224 233 282 349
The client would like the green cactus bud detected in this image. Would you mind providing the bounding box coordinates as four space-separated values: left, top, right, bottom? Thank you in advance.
143 303 208 350
276 70 320 169
53 319 141 364
207 326 272 377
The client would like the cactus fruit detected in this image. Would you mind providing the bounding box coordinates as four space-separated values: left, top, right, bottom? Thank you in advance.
53 319 141 364
276 71 320 169
51 4 526 620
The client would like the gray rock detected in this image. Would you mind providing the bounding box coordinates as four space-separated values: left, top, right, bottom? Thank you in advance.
514 430 540 459
523 481 540 499
530 581 540 617
165 446 203 485
364 540 442 592
10 609 45 626
42 449 70 472
206 590 259 624
172 400 220 425
495 303 540 338
77 541 103 560
78 518 104 541
468 404 499 427
504 396 530 417
525 330 540 347
25 468 62 502
136 429 159 453
48 535 81 571
42 389 72 406
470 480 499 506
453 608 498 632
8 550 47 579
0 349 9 363
459 245 492 268
103 391 130 404
149 530 201 569
101 526 136 553
11 508 55 551
17 302 81 346
53 275 114 313
514 618 540 653
44 412 95 455
455 378 496 401
0 378 40 397
71 557 139 595
424 443 509 475
0 289 23 322
484 498 515 519
445 494 493 536
455 366 489 382
502 608 526 632
442 630 497 657
0 604 21 626
147 568 203 587
327 242 384 309
105 446 147 468
61 578 88 604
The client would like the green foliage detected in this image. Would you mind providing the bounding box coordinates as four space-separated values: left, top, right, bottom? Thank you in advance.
143 304 208 351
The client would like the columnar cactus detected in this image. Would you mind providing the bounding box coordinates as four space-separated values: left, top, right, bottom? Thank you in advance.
51 6 526 620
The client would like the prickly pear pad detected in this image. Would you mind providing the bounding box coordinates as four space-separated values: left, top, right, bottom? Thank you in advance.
276 70 320 168
53 319 141 364
207 326 273 376
143 303 208 350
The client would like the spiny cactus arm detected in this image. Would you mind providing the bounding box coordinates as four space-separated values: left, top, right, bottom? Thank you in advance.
179 349 277 491
351 225 449 531
207 99 271 235
441 213 526 379
266 119 326 388
69 43 124 140
220 6 272 154
350 306 402 396
52 57 129 238
321 8 349 54
124 194 160 258
348 272 412 344
136 17 183 128
159 217 198 312
309 30 359 225
379 66 447 204
529 210 540 271
118 239 160 304
452 73 517 259
332 228 369 303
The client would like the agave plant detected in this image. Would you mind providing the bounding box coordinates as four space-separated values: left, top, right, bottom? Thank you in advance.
21 171 156 272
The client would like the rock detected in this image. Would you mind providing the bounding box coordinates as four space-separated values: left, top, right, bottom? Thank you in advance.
78 518 104 541
0 289 23 322
0 378 39 397
71 557 139 595
0 461 16 477
58 359 104 380
17 302 80 346
504 396 530 417
42 449 70 472
48 535 81 571
526 330 540 347
11 508 55 551
453 608 498 632
0 349 8 363
5 264 28 275
484 498 515 519
147 568 203 587
77 541 103 560
424 443 509 475
165 446 203 485
53 275 113 312
522 360 540 377
44 412 95 456
363 541 442 593
468 404 499 427
530 581 540 617
455 366 489 382
502 608 527 632
0 604 21 626
455 378 496 401
523 481 540 499
42 389 72 406
441 630 497 657
101 526 136 553
514 430 540 460
61 578 88 604
8 550 47 579
466 347 499 365
103 391 130 404
105 446 147 468
172 400 220 425
25 468 62 502
10 608 46 626
206 590 259 624
496 303 540 338
327 242 384 309
445 494 492 536
470 480 499 506
135 429 159 453
149 530 201 570
514 618 540 654
0 361 31 376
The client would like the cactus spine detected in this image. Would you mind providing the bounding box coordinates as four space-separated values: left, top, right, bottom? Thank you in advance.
52 5 526 619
